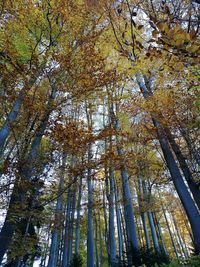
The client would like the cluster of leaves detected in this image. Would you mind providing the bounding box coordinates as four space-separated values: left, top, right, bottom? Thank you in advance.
162 254 200 267
70 254 83 267
131 247 170 267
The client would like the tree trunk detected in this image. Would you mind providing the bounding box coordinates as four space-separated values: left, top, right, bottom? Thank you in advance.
155 119 200 253
109 102 139 264
0 107 53 264
75 176 83 256
108 166 117 266
163 207 179 258
87 166 95 267
62 187 72 267
48 154 66 267
138 177 150 250
152 212 168 255
0 74 40 156
141 179 160 252
136 73 200 253
165 127 200 210
114 178 124 263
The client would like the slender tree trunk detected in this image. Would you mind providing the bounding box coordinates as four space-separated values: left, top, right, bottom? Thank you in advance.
67 184 76 265
62 187 72 267
170 215 184 257
0 181 21 263
113 178 124 264
120 207 128 264
84 101 95 267
141 213 151 250
75 176 83 256
155 120 200 253
141 179 160 252
179 206 194 245
108 166 117 266
109 104 139 264
179 124 200 167
171 212 189 258
0 74 40 156
165 127 200 210
119 158 139 263
103 188 108 253
0 96 23 154
135 215 143 248
163 207 179 258
95 215 99 267
153 212 168 255
138 177 150 250
48 154 66 267
136 73 200 253
0 114 52 263
97 208 103 267
87 167 95 267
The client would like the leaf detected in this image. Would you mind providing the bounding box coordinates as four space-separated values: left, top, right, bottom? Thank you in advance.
152 30 159 38
186 45 200 53
175 38 184 47
157 22 169 32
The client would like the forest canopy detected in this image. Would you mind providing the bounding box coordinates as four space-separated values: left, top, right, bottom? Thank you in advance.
0 0 200 266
